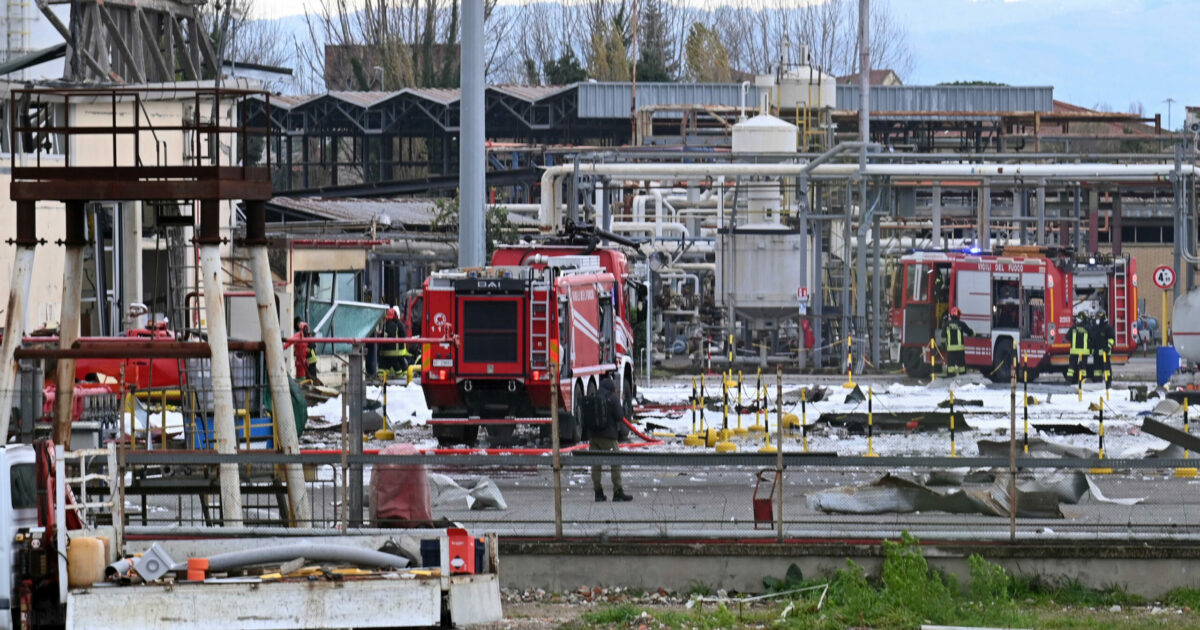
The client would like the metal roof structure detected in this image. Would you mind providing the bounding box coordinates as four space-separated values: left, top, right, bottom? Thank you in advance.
836 85 1054 113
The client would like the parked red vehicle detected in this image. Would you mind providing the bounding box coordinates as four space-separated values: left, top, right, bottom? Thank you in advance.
892 246 1137 381
420 244 637 446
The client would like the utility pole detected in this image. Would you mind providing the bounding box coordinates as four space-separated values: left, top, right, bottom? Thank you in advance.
1164 97 1176 131
459 0 486 267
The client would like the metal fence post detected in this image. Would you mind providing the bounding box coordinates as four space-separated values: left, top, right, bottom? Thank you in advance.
776 366 784 543
1009 355 1018 542
551 362 563 538
349 347 364 528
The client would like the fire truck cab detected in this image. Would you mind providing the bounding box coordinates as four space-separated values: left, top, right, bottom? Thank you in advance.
420 245 636 447
893 246 1137 382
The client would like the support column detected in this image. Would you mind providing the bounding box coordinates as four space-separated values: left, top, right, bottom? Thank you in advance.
813 203 824 367
797 177 809 370
121 201 144 329
245 201 310 525
0 202 39 440
870 209 882 365
1036 182 1046 246
931 183 942 249
1088 188 1100 255
980 183 991 250
1112 189 1123 257
53 202 88 447
459 0 486 270
197 199 243 527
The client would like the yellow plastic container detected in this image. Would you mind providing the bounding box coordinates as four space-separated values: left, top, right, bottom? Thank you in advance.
67 537 106 588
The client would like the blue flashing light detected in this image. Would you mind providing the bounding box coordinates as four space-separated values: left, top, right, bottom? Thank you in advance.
967 247 982 255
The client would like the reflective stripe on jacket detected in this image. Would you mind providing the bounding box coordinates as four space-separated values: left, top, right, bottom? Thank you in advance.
1069 326 1090 356
945 323 965 352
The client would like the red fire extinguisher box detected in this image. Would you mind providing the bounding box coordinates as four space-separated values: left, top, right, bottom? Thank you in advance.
447 528 476 574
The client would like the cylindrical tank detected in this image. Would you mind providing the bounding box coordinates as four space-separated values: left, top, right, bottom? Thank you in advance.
1173 288 1200 362
731 114 798 154
778 66 838 110
732 115 797 220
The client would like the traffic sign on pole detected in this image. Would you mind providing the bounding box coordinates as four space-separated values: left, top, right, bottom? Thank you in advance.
1154 265 1177 290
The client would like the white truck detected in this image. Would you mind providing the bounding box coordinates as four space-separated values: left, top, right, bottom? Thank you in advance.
1 442 502 629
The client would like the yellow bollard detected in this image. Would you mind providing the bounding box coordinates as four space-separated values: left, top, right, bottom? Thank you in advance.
1022 354 1029 455
1077 370 1084 403
929 338 936 383
716 371 737 452
842 337 856 389
949 390 956 458
684 377 704 447
734 371 749 436
801 388 809 453
1177 398 1198 478
1091 397 1114 474
749 369 767 433
865 386 878 457
375 371 396 441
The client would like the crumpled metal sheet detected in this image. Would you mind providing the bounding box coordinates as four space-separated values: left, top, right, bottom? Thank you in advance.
428 473 508 511
806 469 1143 519
977 437 1096 459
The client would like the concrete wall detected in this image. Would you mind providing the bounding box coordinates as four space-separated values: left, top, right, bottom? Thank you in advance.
500 542 1200 599
0 157 66 331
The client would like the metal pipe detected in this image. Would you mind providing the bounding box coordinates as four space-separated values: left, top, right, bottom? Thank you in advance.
458 0 485 266
250 244 311 526
53 201 87 447
539 162 1200 230
0 247 36 439
200 244 244 527
169 544 409 572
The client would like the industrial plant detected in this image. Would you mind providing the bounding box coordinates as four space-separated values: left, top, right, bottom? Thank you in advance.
0 0 1195 627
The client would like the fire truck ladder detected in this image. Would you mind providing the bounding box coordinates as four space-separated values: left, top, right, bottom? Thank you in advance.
529 267 553 372
1113 260 1129 348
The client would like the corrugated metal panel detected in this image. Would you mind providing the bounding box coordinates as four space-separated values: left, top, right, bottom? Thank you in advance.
835 85 1053 112
576 82 769 119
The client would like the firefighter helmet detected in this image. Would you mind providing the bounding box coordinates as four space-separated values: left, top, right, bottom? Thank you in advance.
1076 312 1088 323
385 307 398 320
949 307 961 318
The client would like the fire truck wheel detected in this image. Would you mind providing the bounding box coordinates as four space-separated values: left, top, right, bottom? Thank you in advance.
988 338 1016 383
567 382 586 444
901 347 932 379
485 425 516 447
433 424 480 448
622 374 635 420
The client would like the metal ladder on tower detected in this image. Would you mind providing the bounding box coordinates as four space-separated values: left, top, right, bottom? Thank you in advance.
1112 259 1129 348
529 268 553 372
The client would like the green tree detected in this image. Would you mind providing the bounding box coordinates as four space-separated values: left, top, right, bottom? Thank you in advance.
430 197 518 259
635 0 674 81
544 49 588 85
587 3 631 81
683 23 732 82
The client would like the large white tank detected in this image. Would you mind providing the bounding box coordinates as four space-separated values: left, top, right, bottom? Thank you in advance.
732 115 797 217
731 114 798 154
715 222 814 317
753 67 837 112
1173 288 1200 362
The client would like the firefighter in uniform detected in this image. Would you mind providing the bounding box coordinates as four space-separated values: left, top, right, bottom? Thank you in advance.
1091 312 1115 386
1066 313 1091 383
379 307 411 374
943 307 973 376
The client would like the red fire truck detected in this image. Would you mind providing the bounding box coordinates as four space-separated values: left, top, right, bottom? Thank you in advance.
419 244 637 446
892 246 1137 381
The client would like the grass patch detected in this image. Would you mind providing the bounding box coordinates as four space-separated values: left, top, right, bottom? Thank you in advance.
580 603 640 625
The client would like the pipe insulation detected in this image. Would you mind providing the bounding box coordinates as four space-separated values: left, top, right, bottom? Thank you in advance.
166 544 410 573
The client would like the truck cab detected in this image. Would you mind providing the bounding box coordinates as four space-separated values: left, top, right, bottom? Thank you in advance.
0 445 39 630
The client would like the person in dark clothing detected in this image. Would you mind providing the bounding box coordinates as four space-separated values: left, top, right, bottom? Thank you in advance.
591 376 632 502
1066 313 1091 384
379 307 411 374
943 307 974 376
1091 312 1115 386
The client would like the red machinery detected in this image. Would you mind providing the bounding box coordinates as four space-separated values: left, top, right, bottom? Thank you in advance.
420 244 637 446
892 246 1137 381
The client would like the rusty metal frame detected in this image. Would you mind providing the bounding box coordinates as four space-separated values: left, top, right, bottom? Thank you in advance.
9 86 274 203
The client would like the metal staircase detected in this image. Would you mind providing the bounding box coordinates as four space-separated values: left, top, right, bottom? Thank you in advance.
1112 259 1130 348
